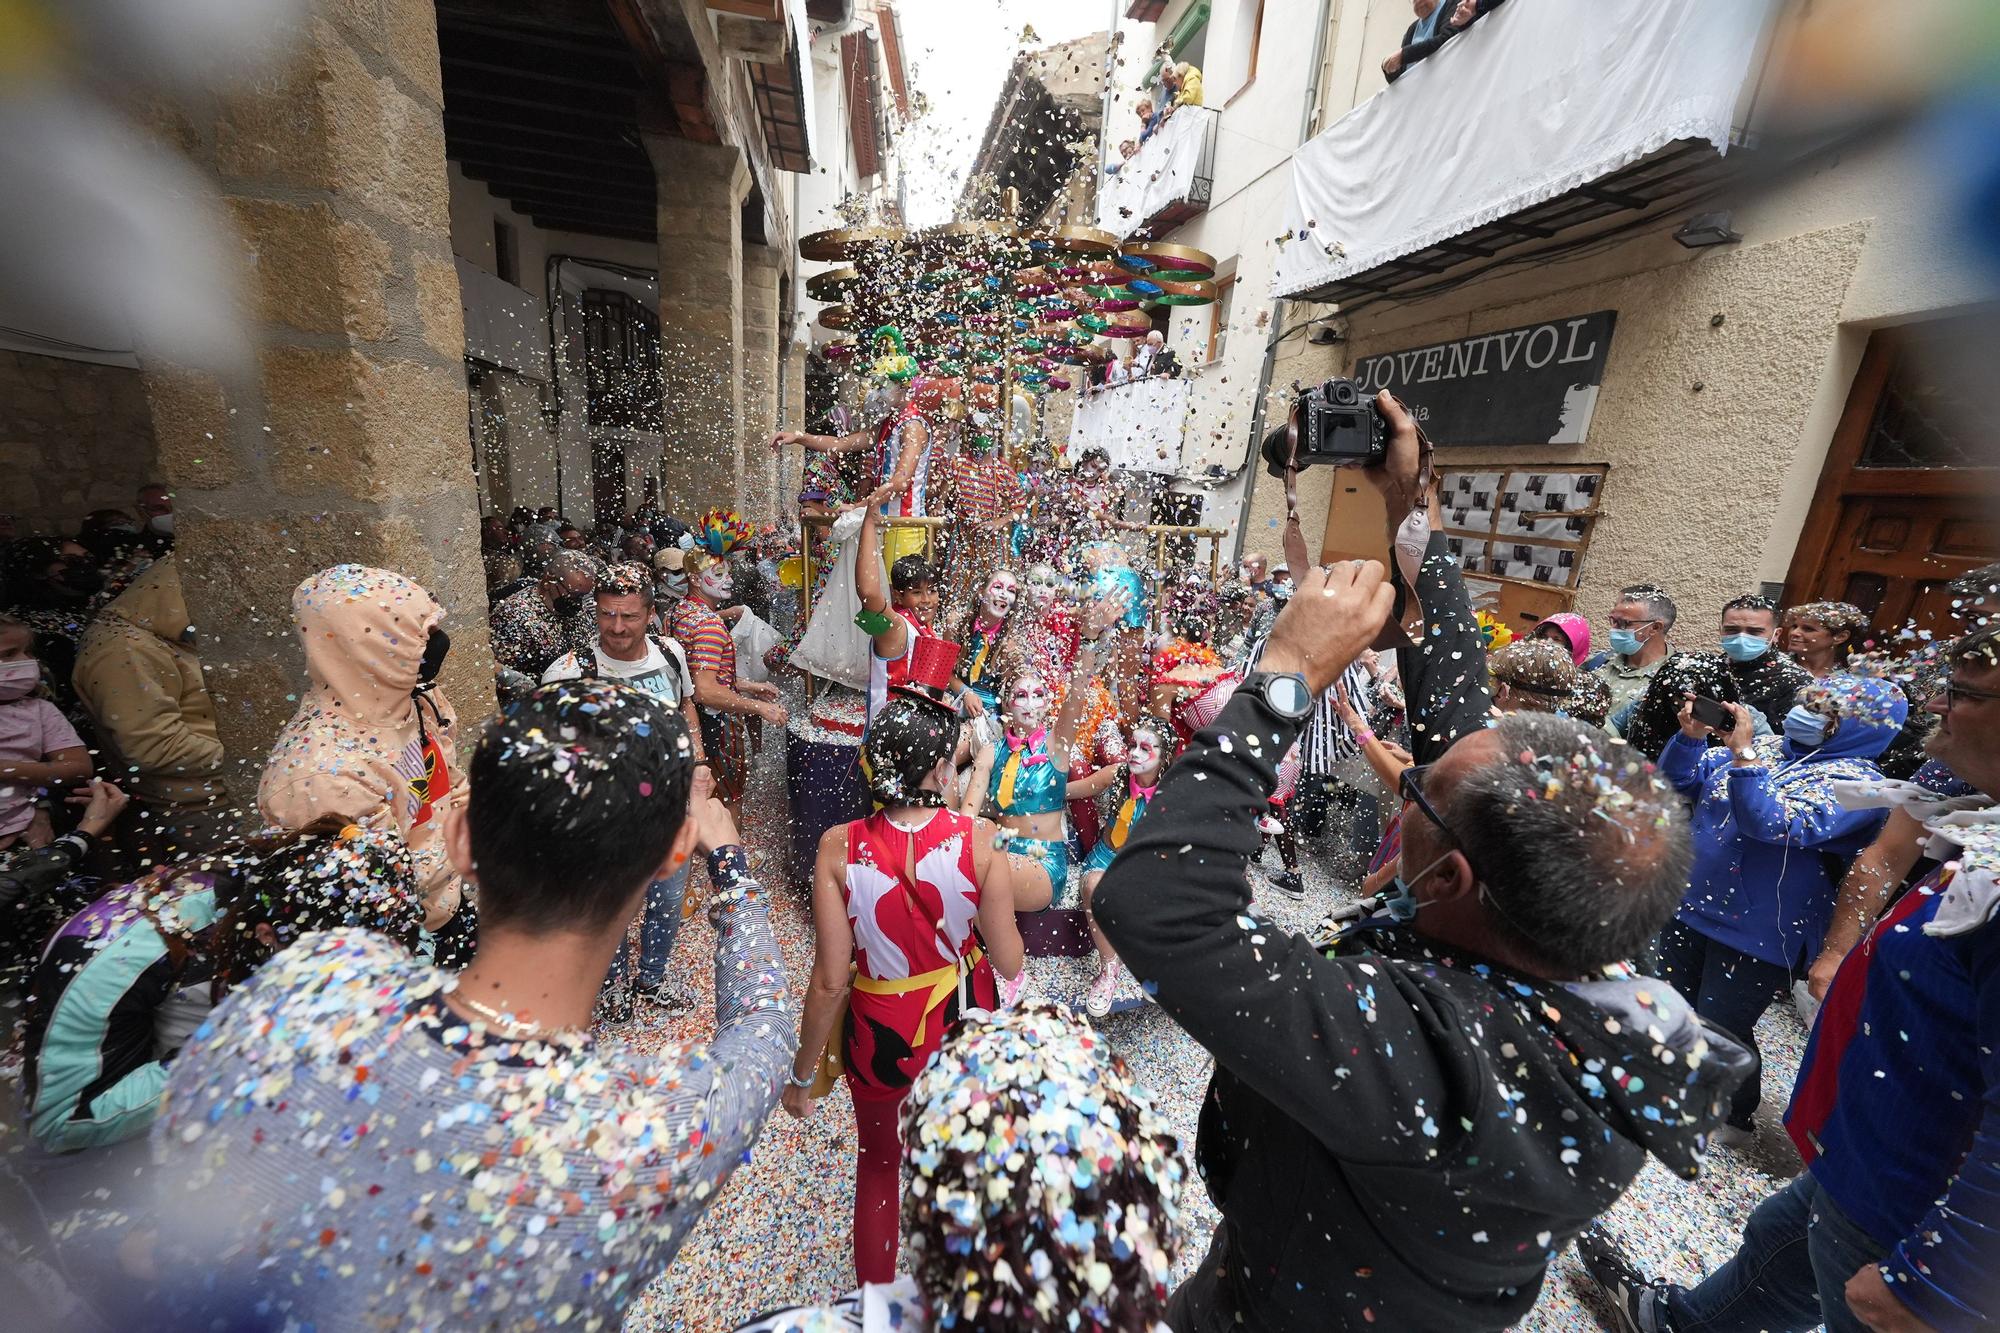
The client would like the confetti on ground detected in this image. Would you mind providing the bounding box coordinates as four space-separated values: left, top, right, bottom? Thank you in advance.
619 684 1812 1332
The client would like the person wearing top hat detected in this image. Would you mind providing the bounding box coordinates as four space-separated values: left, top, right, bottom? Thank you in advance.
783 635 1025 1285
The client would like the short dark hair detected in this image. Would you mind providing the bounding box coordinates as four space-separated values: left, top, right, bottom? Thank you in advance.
468 680 694 932
1721 593 1778 619
1950 625 2000 671
890 554 935 593
1078 447 1111 468
598 561 653 606
1444 713 1690 974
861 696 956 808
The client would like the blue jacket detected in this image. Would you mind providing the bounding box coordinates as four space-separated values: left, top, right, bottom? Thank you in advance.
1659 675 1905 969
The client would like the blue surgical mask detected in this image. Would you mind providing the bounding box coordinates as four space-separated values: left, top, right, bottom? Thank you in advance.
1608 628 1643 657
1384 850 1455 923
1720 633 1771 662
1782 704 1829 750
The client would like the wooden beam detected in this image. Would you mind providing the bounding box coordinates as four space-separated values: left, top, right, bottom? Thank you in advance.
457 163 656 201
706 0 782 17
447 135 649 172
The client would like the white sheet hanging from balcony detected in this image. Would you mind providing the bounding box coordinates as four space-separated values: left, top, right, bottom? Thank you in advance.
1097 106 1217 240
1271 0 1775 298
1070 376 1191 474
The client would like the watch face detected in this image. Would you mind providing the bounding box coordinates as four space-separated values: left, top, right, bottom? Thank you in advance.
1267 674 1312 716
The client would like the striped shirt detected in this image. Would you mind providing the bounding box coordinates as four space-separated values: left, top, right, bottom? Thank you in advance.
150 846 793 1331
672 599 737 692
946 456 1024 524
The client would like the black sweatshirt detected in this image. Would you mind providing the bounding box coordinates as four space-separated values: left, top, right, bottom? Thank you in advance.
1093 687 1751 1331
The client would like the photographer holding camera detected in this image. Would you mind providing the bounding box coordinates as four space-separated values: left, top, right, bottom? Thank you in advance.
1095 387 1751 1331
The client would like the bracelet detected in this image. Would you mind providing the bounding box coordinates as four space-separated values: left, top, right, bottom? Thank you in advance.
786 1068 816 1089
1353 728 1376 747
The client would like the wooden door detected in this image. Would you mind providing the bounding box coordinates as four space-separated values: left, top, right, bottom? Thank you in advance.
1785 317 2000 637
592 441 628 527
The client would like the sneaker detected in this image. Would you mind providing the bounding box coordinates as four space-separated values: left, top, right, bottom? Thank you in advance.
597 985 635 1028
1268 870 1306 900
634 981 696 1013
1712 1121 1756 1151
1574 1227 1670 1333
1085 962 1120 1018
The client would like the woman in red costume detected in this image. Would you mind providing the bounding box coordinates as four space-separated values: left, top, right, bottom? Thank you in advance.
782 638 1024 1285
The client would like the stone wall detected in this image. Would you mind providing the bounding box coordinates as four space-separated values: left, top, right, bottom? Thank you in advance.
141 0 495 801
0 352 160 534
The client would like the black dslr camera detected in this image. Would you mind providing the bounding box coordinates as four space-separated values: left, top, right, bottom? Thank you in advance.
1261 377 1389 476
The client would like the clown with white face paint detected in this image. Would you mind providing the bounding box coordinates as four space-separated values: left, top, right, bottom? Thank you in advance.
949 570 1021 717
1080 717 1168 1017
668 550 786 809
1014 563 1081 684
986 585 1132 914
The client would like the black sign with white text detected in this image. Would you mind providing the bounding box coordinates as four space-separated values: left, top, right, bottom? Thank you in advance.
1351 310 1617 447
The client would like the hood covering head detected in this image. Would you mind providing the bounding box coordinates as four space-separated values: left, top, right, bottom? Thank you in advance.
292 565 445 723
1533 612 1591 665
101 552 192 644
1786 672 1908 763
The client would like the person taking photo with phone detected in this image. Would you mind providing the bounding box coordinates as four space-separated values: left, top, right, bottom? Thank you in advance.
1653 674 1905 1148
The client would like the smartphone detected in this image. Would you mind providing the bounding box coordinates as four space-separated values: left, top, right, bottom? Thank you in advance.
1690 695 1734 731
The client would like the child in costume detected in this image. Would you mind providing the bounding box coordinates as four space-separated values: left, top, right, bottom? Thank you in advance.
1080 716 1166 1018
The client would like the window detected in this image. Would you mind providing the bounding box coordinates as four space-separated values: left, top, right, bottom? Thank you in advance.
580 289 663 432
1217 0 1264 102
493 219 518 287
1205 272 1235 365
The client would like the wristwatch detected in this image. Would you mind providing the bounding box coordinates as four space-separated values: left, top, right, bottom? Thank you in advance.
1241 670 1315 721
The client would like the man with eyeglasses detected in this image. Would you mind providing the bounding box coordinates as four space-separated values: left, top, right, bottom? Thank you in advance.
1582 625 2000 1333
1594 584 1678 726
1094 392 1751 1333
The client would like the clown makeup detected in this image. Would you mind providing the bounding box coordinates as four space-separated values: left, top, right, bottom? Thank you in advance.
1023 564 1063 611
1128 725 1163 778
1006 674 1054 730
696 563 734 601
981 571 1020 621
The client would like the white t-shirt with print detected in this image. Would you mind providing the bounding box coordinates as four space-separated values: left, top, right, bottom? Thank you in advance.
542 637 694 708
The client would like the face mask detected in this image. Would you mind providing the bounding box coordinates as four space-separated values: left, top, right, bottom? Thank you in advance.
1783 705 1829 750
0 658 40 702
106 522 139 535
147 512 174 536
418 627 451 687
658 574 689 597
552 592 587 618
1719 633 1770 663
1384 849 1457 924
1608 628 1644 657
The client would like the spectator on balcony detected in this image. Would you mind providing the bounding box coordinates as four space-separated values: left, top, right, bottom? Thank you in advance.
1134 330 1179 379
1383 0 1509 84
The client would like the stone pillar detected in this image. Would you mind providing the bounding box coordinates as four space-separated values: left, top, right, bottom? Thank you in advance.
141 0 495 803
741 243 784 520
645 135 750 517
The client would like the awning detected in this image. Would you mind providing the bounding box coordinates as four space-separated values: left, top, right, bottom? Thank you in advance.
1098 105 1217 241
1271 0 1774 299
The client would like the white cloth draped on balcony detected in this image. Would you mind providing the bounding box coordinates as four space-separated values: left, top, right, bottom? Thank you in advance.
1097 105 1217 240
1271 0 1775 298
1070 376 1191 474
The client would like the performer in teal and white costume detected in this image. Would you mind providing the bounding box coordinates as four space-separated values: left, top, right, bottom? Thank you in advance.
1080 716 1166 1018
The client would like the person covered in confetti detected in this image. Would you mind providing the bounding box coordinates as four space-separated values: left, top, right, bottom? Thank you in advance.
1079 716 1167 1018
487 547 602 680
1613 650 1768 758
150 680 794 1331
744 1004 1183 1333
1095 394 1752 1333
671 548 789 808
1653 671 1905 1147
782 640 1023 1286
854 491 966 725
1581 623 2000 1333
944 567 1023 718
259 565 470 955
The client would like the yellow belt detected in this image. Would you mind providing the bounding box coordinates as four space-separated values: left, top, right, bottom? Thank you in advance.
852 946 984 1046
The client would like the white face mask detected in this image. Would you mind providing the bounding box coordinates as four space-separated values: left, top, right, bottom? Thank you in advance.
0 658 39 702
147 512 174 535
1129 729 1162 776
697 565 734 600
981 575 1019 620
1007 677 1053 730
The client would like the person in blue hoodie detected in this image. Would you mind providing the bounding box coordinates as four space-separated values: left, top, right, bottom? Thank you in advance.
1655 672 1906 1144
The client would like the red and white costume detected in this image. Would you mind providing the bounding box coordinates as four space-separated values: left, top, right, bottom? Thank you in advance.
865 611 941 731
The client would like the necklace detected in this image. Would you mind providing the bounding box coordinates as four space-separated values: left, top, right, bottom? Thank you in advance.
447 988 586 1041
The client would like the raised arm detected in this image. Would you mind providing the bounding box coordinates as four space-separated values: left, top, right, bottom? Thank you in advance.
773 427 872 454
1050 593 1127 757
853 498 909 662
1807 806 1928 1000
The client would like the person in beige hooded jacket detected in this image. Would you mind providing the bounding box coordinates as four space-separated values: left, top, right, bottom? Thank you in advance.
71 553 232 865
258 565 467 933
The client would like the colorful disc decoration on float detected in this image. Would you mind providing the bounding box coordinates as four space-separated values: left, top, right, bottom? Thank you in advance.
1124 240 1218 280
804 267 858 302
1149 279 1217 307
